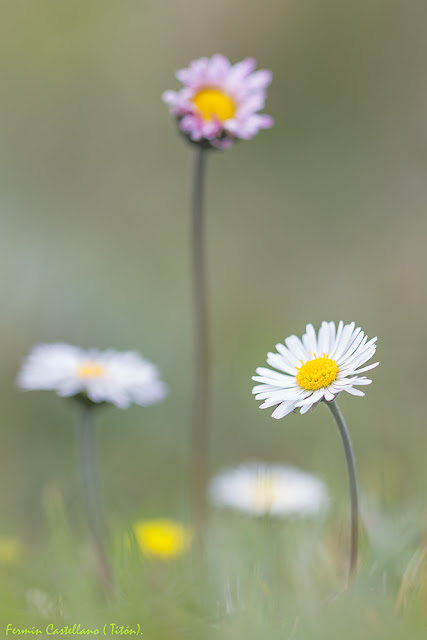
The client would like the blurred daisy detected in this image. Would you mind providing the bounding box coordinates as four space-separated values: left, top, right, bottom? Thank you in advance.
163 55 273 149
209 463 329 517
17 343 168 409
132 519 192 560
252 321 378 419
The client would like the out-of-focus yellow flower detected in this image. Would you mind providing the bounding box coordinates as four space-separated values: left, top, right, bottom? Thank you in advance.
131 519 192 560
0 536 24 565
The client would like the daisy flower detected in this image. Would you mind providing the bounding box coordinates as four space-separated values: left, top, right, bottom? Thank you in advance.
17 343 168 409
209 463 329 518
162 54 273 149
252 321 379 419
131 519 192 560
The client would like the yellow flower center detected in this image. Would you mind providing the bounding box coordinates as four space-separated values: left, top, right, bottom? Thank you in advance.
77 362 106 379
296 355 339 391
192 88 235 122
132 520 192 559
251 475 278 511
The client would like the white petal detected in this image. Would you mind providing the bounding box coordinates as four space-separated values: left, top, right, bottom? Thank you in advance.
343 387 365 397
255 389 298 401
332 322 356 361
299 402 315 415
284 335 309 362
253 368 296 386
329 321 344 358
266 352 299 376
352 361 379 374
339 347 375 373
351 377 372 386
324 388 335 401
296 388 325 406
260 397 285 409
272 401 297 419
317 321 331 356
252 383 282 394
275 342 303 368
340 335 367 365
337 329 364 364
302 324 317 355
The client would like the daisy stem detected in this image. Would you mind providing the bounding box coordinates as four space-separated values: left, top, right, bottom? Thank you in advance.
327 399 359 583
190 146 210 545
77 402 114 594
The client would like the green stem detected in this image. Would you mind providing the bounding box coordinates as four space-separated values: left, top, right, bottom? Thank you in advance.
77 402 114 593
190 146 210 543
327 399 359 583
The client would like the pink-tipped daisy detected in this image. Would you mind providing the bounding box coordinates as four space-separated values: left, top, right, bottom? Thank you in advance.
162 55 273 149
252 321 379 419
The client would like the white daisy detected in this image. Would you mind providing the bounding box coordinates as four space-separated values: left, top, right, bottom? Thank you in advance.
209 463 329 517
17 343 168 409
252 321 379 419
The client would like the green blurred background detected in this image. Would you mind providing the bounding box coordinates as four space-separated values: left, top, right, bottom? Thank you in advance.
1 0 427 591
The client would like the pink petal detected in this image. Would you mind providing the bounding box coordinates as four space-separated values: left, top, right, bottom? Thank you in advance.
225 57 257 91
162 90 180 106
245 69 273 92
236 93 266 117
211 137 234 150
176 57 210 88
201 119 223 139
226 114 273 139
207 54 231 84
180 115 204 140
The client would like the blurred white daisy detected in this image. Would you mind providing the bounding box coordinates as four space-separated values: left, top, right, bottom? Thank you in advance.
209 463 329 517
17 343 168 409
252 321 378 419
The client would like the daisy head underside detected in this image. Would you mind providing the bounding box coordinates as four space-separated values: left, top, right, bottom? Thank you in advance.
252 321 379 419
162 54 273 149
17 343 168 409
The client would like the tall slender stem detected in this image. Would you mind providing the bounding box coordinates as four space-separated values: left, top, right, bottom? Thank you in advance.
77 402 114 593
327 400 359 582
190 146 210 542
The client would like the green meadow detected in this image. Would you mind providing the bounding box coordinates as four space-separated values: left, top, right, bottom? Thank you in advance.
1 1 427 638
